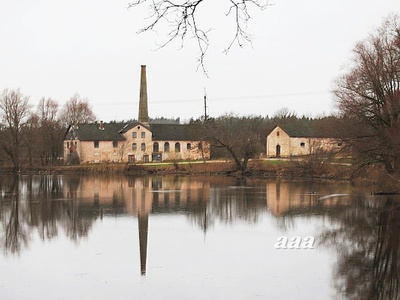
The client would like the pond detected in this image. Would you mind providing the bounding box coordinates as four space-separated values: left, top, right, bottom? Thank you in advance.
0 174 399 299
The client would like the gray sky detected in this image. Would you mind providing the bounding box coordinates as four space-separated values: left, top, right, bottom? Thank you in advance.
1 0 399 122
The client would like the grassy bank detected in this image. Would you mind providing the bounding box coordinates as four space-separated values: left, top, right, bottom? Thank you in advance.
0 158 351 180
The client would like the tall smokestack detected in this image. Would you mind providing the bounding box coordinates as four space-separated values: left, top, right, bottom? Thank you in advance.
138 65 149 124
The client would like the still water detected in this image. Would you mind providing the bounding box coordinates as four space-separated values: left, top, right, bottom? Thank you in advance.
0 175 399 300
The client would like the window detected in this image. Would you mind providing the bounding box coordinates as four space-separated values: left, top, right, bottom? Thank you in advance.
141 143 146 151
67 142 70 148
132 132 137 138
132 143 137 151
300 142 305 147
198 142 203 150
164 142 170 153
187 143 192 150
277 131 280 137
141 132 146 138
94 141 99 148
153 142 159 152
175 142 181 152
113 141 118 148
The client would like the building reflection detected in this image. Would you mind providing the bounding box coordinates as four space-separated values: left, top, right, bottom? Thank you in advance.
1 175 353 276
62 175 211 275
266 180 352 216
61 176 353 275
2 175 400 298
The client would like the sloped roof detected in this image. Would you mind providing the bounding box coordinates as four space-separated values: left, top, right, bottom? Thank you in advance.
277 125 313 137
150 124 196 141
118 122 151 133
65 122 198 142
270 124 338 138
65 123 126 141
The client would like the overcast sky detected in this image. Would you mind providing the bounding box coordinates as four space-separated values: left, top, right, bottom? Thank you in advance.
1 0 399 123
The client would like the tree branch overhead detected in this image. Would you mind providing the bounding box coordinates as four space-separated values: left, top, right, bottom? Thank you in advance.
128 0 269 73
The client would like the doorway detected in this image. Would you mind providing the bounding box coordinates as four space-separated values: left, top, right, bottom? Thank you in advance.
276 144 281 157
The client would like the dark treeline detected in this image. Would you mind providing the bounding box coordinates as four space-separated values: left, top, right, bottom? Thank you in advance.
0 87 340 173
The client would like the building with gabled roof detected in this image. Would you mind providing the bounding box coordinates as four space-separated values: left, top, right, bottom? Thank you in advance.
63 66 210 164
266 125 342 158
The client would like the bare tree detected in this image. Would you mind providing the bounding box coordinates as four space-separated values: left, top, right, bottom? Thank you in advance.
59 93 96 127
31 98 64 165
128 0 269 72
193 114 265 172
37 97 59 125
334 14 400 175
0 89 31 171
117 140 130 162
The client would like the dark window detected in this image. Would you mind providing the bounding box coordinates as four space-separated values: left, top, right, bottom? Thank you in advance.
153 142 159 152
132 143 137 151
198 142 203 150
175 142 181 152
67 142 70 148
94 141 99 148
132 132 137 138
113 141 118 148
164 142 170 153
141 143 146 151
152 153 162 162
141 132 146 138
187 143 192 150
277 131 280 137
300 142 305 147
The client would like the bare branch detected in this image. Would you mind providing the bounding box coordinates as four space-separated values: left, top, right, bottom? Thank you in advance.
128 0 269 74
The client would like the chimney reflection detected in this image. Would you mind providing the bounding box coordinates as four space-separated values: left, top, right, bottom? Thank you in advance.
138 213 148 276
63 175 207 275
129 176 210 276
131 177 152 276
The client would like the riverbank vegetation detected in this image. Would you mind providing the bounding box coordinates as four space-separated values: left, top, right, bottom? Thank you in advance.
0 158 348 179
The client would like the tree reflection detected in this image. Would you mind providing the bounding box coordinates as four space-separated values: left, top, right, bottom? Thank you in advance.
0 175 99 254
370 199 400 299
187 178 267 232
320 196 400 300
0 176 30 254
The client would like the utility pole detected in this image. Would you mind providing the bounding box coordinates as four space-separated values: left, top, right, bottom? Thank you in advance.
203 87 207 120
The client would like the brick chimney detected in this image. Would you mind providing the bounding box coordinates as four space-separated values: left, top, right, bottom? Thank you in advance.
138 65 149 124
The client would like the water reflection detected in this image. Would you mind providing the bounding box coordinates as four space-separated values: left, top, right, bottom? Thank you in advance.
0 175 101 255
1 176 28 254
319 194 400 300
1 175 399 298
0 175 352 251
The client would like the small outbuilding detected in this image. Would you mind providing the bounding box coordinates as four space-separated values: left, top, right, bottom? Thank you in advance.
266 125 342 158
